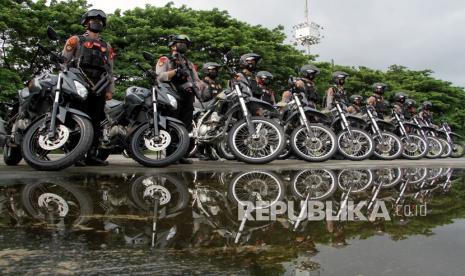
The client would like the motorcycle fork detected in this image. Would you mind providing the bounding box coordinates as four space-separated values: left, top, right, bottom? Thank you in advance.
295 95 315 138
151 195 160 248
294 192 311 231
48 72 63 138
235 84 256 136
151 86 160 138
337 186 352 218
368 182 383 210
395 179 410 205
337 104 352 136
368 110 382 138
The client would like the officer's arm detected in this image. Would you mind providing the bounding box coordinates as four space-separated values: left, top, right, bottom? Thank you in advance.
325 88 334 109
367 96 376 106
105 43 115 99
155 57 176 82
61 36 79 64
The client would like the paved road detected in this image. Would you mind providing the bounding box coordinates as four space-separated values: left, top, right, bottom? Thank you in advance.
1 156 464 179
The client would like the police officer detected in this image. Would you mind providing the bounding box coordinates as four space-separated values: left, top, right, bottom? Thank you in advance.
296 64 320 108
236 53 262 98
200 62 222 102
419 101 434 124
325 71 350 110
393 92 408 115
367 83 388 118
62 9 115 166
347 95 363 114
256 71 276 105
403 99 417 120
156 34 205 164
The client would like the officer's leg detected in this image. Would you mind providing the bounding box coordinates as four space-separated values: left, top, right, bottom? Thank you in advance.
178 92 194 164
85 93 108 166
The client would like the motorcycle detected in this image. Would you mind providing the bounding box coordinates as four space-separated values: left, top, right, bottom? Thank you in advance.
391 109 428 159
98 52 190 167
281 78 337 162
190 56 285 164
418 118 452 158
408 115 443 159
362 105 403 160
20 27 99 171
330 99 374 160
438 122 465 158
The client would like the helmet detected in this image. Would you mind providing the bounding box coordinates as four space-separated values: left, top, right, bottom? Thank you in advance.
202 62 221 74
300 64 320 78
168 34 192 47
372 82 387 94
350 94 363 104
81 9 107 26
239 53 262 70
405 99 416 108
394 92 408 103
422 101 432 110
332 71 349 84
256 71 273 86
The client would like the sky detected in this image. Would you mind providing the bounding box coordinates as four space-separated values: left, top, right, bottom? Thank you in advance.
86 0 465 87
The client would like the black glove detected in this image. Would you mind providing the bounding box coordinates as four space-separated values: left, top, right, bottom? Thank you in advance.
175 68 190 79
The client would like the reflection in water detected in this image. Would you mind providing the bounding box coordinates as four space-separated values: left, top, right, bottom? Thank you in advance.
0 167 464 274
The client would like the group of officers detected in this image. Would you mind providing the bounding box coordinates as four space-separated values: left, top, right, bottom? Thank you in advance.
59 9 436 165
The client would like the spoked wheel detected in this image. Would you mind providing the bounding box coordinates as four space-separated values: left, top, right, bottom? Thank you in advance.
401 134 428 160
337 169 373 193
337 128 374 161
130 174 189 215
291 169 337 200
130 122 190 167
437 138 452 158
403 167 427 184
21 115 93 171
426 137 443 159
290 124 337 162
228 171 285 209
21 182 93 226
3 144 22 166
372 168 403 188
372 132 403 160
228 117 285 164
451 142 465 158
217 136 236 160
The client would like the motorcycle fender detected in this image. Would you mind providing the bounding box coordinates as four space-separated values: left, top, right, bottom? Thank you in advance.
56 106 91 123
225 98 277 118
164 116 184 127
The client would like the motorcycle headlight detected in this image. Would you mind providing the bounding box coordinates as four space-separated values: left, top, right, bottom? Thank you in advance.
167 93 178 110
74 81 88 100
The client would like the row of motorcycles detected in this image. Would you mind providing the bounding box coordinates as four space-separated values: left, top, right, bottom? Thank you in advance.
1 28 464 171
0 167 457 247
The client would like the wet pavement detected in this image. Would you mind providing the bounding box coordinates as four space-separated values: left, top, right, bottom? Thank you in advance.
1 160 465 275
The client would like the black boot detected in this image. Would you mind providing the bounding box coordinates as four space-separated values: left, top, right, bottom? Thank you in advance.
179 158 193 164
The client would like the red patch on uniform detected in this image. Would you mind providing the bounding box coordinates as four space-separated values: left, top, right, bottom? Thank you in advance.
193 64 198 71
84 41 93 48
66 36 78 47
159 56 168 63
109 47 115 60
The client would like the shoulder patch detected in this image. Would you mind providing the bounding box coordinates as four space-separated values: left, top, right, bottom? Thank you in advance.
157 56 168 66
65 36 79 51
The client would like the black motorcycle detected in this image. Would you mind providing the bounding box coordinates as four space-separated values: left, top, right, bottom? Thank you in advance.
19 27 100 171
281 78 337 162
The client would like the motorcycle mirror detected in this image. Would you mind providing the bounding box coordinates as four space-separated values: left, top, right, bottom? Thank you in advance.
142 51 155 62
47 26 58 41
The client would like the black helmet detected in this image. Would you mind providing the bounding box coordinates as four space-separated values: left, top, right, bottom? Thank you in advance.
394 92 408 103
350 94 363 104
405 99 416 108
81 9 107 27
332 71 349 84
202 62 221 74
256 71 273 85
372 82 387 94
168 34 192 47
239 53 262 70
300 64 320 78
422 101 432 110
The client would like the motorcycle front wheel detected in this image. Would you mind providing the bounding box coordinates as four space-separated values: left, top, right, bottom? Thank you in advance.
451 141 465 158
129 121 189 167
425 136 443 159
336 128 374 161
21 115 93 171
372 132 403 160
401 134 428 160
228 117 285 164
290 124 337 162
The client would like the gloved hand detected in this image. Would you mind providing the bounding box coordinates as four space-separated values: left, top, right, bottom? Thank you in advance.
175 68 190 79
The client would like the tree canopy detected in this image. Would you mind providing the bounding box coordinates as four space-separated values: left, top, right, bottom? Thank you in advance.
1 0 465 132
